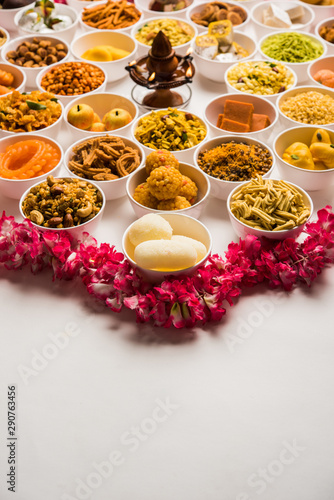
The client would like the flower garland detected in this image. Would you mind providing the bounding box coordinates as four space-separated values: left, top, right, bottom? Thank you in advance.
1 207 334 329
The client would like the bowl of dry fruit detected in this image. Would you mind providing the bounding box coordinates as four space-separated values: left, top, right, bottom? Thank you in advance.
126 149 210 219
1 35 70 89
64 135 145 200
20 175 106 240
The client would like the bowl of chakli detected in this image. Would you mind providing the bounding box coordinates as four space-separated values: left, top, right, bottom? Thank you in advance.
64 134 145 200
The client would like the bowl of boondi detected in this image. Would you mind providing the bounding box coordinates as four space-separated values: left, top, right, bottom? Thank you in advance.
0 133 63 199
122 212 212 283
227 176 313 240
276 85 334 131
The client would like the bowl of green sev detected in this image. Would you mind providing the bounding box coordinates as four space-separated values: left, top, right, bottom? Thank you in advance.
258 31 326 83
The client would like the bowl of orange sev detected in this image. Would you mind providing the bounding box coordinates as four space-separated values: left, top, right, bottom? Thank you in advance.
0 134 63 199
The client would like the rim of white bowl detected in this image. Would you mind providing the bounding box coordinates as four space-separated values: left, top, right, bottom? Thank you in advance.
224 59 298 97
257 30 327 65
36 61 107 100
70 29 138 62
19 177 106 230
0 133 64 183
14 2 79 35
63 134 145 184
1 34 71 73
250 1 315 32
186 0 250 31
131 16 197 50
276 84 334 127
204 92 279 135
273 125 334 174
227 178 314 235
122 211 213 270
126 162 211 214
0 26 10 46
191 30 257 64
131 108 208 154
194 135 276 186
63 92 139 135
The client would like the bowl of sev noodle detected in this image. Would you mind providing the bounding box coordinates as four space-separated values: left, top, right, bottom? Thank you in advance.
227 175 313 240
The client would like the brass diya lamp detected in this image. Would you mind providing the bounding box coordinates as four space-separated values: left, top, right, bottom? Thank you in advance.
125 30 195 109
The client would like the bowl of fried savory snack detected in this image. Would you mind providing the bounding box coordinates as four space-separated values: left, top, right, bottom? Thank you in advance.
20 175 106 240
122 212 212 282
64 135 145 200
315 17 334 56
126 150 210 218
194 135 275 200
0 90 63 138
227 175 313 240
273 126 334 192
132 107 208 163
0 133 63 199
79 0 143 35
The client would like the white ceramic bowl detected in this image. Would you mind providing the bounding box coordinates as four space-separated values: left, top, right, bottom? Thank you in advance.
186 1 250 34
307 55 334 89
1 35 70 88
250 1 315 39
126 162 211 218
134 0 194 20
224 59 297 103
273 126 334 192
0 5 24 33
299 0 334 27
204 93 278 142
257 30 327 83
70 30 138 83
64 92 139 143
66 0 106 13
276 85 334 131
0 133 63 199
36 61 107 106
0 26 10 52
19 177 106 241
79 1 143 35
227 178 313 240
0 94 64 138
0 62 26 95
14 3 79 44
315 18 334 56
131 16 196 57
64 134 145 200
194 135 275 200
191 31 257 84
131 108 208 163
122 212 212 282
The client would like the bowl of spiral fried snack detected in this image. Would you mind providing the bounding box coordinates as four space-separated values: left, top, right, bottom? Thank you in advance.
126 149 211 218
64 134 145 200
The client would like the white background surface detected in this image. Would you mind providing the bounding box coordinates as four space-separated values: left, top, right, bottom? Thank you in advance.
1 3 334 500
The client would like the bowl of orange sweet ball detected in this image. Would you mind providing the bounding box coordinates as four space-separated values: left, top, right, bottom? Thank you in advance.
126 149 211 219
